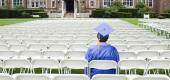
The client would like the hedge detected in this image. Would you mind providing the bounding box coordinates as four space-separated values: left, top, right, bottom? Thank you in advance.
160 13 170 18
0 9 47 18
118 8 138 18
33 12 48 18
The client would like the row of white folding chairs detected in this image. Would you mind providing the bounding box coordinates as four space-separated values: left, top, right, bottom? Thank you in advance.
0 51 86 60
0 44 88 52
0 74 170 80
114 44 170 52
1 73 170 80
119 51 170 60
1 59 170 75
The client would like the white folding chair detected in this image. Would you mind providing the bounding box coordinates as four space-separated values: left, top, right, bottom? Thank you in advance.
6 40 21 45
160 51 170 59
60 59 88 74
118 60 147 75
126 41 144 45
0 45 9 51
137 51 160 60
69 44 87 51
9 45 27 52
133 75 170 80
43 51 65 60
92 74 128 80
147 60 170 75
89 60 118 76
52 74 89 80
119 52 136 60
0 74 14 80
114 45 128 51
19 51 43 59
48 44 68 53
144 40 160 45
148 45 169 51
0 51 18 59
28 44 48 51
4 59 31 74
66 51 86 60
13 74 51 80
129 45 148 52
32 59 60 74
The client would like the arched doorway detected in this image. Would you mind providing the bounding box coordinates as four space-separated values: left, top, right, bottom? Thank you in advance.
65 0 74 13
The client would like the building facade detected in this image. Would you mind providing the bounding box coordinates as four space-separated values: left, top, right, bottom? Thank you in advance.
0 0 170 18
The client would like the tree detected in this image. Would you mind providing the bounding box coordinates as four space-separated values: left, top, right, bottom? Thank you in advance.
135 2 150 17
111 0 125 9
14 5 25 11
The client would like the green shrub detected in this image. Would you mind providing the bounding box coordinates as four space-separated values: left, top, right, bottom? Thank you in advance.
145 12 158 18
0 9 10 18
118 8 138 18
9 10 23 18
160 13 170 18
111 12 132 18
22 12 31 18
24 9 44 15
90 9 105 18
158 15 166 19
33 12 48 18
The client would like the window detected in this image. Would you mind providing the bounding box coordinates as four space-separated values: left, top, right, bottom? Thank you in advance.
13 0 23 6
89 0 96 8
31 0 46 8
51 0 56 8
138 0 153 7
103 0 114 7
122 0 134 8
1 0 6 6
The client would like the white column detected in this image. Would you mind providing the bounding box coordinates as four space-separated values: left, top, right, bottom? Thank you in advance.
12 0 13 8
61 0 64 18
74 0 77 18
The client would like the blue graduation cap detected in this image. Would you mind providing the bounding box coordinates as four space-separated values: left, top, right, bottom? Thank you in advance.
95 22 113 38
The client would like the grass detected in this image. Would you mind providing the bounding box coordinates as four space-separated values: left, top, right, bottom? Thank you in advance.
122 18 139 25
0 19 33 26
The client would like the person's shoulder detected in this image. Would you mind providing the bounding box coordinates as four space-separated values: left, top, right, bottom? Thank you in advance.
107 44 117 49
88 45 98 50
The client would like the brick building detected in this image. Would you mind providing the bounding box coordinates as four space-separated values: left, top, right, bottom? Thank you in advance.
0 0 170 18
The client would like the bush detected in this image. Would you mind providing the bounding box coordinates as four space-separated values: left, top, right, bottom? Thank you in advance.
24 9 44 15
0 9 10 18
90 9 105 18
22 12 31 18
111 12 132 18
33 12 48 18
158 16 166 19
160 13 170 18
118 8 138 18
145 12 158 18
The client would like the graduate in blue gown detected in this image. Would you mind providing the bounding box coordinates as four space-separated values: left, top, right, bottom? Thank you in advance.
85 23 120 78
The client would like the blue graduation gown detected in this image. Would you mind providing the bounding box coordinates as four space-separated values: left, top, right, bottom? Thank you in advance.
85 43 120 78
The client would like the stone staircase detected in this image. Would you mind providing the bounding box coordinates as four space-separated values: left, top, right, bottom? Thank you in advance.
64 13 74 18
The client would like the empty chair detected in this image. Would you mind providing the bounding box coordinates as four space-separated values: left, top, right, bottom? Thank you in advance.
144 40 160 45
137 51 159 60
129 45 148 52
6 40 21 45
0 40 7 45
43 51 65 60
19 51 42 59
114 45 128 51
32 59 60 74
52 74 89 80
148 45 169 51
147 60 170 74
48 44 68 52
39 40 57 44
56 40 70 45
22 40 39 45
60 59 88 74
0 45 9 51
119 52 136 60
160 40 170 45
126 41 144 45
109 40 126 45
69 44 87 51
4 59 31 74
28 44 47 51
0 74 14 80
160 51 170 59
0 51 17 59
133 75 170 80
75 36 90 40
118 60 147 75
9 45 27 52
66 51 86 59
92 74 128 80
13 74 51 80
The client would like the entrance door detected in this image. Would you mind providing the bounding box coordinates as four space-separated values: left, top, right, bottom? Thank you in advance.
65 0 74 13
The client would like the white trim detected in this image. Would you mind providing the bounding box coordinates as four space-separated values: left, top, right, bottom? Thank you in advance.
122 0 134 8
0 0 2 7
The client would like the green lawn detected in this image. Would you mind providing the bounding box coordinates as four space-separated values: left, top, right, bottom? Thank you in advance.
0 19 33 26
122 18 139 26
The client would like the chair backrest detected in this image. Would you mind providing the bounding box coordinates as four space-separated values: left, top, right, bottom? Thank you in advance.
69 44 87 51
60 59 88 69
4 59 31 68
137 51 159 60
0 45 9 51
0 51 18 59
52 74 89 80
114 45 128 51
119 52 136 60
92 74 128 80
119 60 147 70
13 74 51 80
0 74 14 80
67 51 86 59
32 59 60 68
160 51 170 59
19 51 42 59
148 45 169 51
133 75 169 80
48 44 68 52
43 51 65 60
9 45 27 51
28 44 47 51
89 60 117 70
147 60 170 70
129 45 148 51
